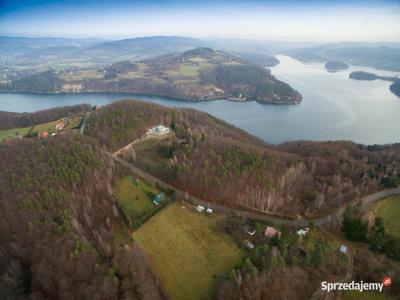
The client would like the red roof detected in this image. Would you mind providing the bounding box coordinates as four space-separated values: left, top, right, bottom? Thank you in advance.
264 226 279 238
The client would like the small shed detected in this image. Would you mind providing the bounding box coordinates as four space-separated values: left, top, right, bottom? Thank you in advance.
152 192 166 205
264 226 280 238
196 205 205 213
245 241 255 250
296 227 309 236
340 245 348 254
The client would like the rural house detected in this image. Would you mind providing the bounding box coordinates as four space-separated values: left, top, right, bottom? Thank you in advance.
147 125 172 136
264 226 281 238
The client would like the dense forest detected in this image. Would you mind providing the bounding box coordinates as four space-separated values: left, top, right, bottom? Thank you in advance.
0 135 164 299
86 100 400 218
0 103 91 130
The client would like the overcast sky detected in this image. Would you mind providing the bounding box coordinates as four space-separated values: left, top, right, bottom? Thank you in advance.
0 0 399 42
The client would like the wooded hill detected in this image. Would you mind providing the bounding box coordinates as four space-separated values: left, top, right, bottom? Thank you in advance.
1 47 301 104
86 100 400 218
0 103 91 130
0 135 164 299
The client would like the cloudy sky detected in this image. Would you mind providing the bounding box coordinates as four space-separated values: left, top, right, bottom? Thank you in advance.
0 0 399 42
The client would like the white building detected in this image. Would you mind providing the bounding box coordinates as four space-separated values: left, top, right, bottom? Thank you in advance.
147 125 172 136
206 208 213 214
196 205 205 213
296 227 310 236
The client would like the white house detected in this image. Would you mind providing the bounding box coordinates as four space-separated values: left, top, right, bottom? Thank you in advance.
147 125 172 136
296 228 310 236
196 205 205 213
206 208 213 214
340 245 348 254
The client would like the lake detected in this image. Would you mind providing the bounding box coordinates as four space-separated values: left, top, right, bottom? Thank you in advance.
0 55 399 145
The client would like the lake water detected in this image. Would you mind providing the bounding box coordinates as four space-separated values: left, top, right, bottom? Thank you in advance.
0 55 399 145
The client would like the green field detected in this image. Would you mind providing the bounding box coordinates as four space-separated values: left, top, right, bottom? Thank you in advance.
133 203 244 300
344 290 395 300
0 126 32 143
373 197 400 238
114 176 160 228
0 116 84 143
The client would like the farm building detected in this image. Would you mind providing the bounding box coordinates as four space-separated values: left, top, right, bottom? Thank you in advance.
206 208 213 214
38 131 49 138
196 205 205 213
55 121 65 131
147 125 172 136
264 226 281 238
296 227 310 236
340 245 348 254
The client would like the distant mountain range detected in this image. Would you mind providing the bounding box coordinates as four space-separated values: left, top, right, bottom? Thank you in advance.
1 35 399 71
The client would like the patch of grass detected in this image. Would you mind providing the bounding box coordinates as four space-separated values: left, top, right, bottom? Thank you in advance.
343 290 394 300
304 228 340 253
114 176 159 227
31 120 60 134
65 115 84 130
373 197 400 238
133 203 244 300
0 126 32 143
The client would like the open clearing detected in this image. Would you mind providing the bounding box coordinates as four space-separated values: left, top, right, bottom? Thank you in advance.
133 202 243 300
0 126 32 143
114 176 159 227
373 197 400 238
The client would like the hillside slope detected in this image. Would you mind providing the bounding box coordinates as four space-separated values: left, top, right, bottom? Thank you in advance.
0 135 164 299
86 100 400 218
1 47 301 104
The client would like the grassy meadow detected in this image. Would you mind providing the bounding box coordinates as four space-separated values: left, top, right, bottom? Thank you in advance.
133 203 244 300
373 197 400 238
114 176 161 228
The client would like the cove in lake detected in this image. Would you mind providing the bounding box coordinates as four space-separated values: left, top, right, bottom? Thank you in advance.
0 55 399 145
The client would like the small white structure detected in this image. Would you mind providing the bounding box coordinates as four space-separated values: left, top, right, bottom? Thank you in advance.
147 125 172 136
206 208 213 214
196 205 205 213
245 241 255 250
340 245 348 254
296 227 310 236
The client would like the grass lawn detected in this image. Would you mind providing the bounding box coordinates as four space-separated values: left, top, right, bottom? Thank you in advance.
0 126 32 143
343 290 395 300
31 120 60 135
373 197 400 238
133 203 244 300
114 176 158 225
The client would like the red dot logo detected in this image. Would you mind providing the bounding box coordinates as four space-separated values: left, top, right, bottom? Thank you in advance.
383 277 392 287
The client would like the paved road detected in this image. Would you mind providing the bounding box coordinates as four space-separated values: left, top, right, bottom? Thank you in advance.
109 152 400 227
79 113 89 135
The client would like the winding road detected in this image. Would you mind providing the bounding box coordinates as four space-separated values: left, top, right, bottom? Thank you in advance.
109 152 400 227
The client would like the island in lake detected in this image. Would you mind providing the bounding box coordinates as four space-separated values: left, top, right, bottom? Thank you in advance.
349 71 400 98
0 47 301 105
324 60 349 72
